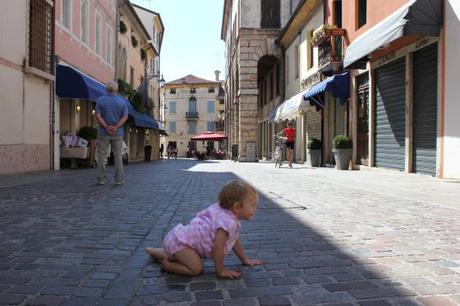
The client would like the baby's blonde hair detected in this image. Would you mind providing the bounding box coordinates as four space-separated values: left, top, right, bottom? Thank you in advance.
218 179 257 209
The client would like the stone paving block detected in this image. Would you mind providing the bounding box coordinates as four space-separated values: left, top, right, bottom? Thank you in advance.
416 296 458 306
272 277 300 286
229 286 292 298
194 290 224 301
73 287 104 297
244 278 270 287
323 281 379 292
60 296 98 306
350 287 416 300
84 279 112 288
98 299 130 306
41 285 76 295
359 300 392 306
23 295 67 306
0 294 26 305
191 301 223 306
6 284 42 295
91 272 117 280
258 295 291 306
189 282 217 291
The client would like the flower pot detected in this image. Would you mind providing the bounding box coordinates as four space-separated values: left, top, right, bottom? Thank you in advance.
308 149 321 167
332 148 352 170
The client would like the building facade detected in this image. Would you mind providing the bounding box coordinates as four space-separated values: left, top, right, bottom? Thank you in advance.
443 0 460 179
0 0 55 174
161 75 222 158
221 0 292 161
55 0 117 169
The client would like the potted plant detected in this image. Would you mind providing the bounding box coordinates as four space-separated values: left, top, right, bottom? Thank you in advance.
332 135 352 170
307 138 321 167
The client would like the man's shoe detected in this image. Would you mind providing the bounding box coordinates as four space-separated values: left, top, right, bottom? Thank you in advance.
115 180 124 186
97 180 105 185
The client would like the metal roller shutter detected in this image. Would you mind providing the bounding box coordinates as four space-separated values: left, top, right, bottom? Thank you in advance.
374 57 406 171
413 43 438 175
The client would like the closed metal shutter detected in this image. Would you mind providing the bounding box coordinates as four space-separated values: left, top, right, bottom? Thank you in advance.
374 57 406 171
413 43 438 175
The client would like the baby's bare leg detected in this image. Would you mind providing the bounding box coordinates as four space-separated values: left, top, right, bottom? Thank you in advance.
145 247 167 262
161 248 203 276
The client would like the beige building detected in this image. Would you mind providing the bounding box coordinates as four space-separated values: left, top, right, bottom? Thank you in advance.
161 75 222 157
0 0 55 174
221 0 292 161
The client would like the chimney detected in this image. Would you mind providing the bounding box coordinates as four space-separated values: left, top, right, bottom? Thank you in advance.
214 70 221 81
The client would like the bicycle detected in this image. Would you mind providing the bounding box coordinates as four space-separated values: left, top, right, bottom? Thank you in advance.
272 135 287 168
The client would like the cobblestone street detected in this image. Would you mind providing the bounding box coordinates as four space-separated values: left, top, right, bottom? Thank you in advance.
1 160 460 306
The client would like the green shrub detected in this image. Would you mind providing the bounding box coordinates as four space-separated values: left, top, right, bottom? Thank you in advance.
332 135 352 149
307 138 321 150
78 126 98 141
119 20 127 34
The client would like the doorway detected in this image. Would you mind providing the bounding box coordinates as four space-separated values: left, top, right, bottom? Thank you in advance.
356 72 369 166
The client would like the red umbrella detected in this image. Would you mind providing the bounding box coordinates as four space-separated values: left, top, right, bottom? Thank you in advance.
191 131 227 141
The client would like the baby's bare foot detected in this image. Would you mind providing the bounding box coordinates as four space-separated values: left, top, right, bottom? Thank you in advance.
145 247 167 262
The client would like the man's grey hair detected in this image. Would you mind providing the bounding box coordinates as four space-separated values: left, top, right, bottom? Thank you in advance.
106 80 118 93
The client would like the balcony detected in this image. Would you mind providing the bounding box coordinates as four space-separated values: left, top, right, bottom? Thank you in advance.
312 25 346 74
215 120 224 131
186 112 199 120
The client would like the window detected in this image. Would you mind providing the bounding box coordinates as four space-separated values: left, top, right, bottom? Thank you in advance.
169 101 176 113
334 0 342 28
208 87 215 93
357 0 367 28
130 66 134 86
189 97 197 113
275 63 280 95
207 101 215 113
62 0 71 30
29 0 54 75
95 12 102 55
170 88 176 94
261 0 280 28
307 30 314 70
190 87 196 94
188 121 197 134
169 121 176 133
295 45 300 79
270 72 274 100
107 26 113 64
207 121 215 132
80 0 88 43
286 54 290 84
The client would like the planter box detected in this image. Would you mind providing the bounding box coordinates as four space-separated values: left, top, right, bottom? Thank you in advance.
308 149 321 167
332 148 352 170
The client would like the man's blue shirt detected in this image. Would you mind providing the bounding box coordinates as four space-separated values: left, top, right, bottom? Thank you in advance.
96 94 128 137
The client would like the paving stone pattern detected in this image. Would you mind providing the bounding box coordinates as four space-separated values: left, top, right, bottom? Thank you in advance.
0 160 460 305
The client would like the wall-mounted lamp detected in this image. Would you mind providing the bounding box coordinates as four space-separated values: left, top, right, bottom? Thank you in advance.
129 128 132 132
76 105 81 112
92 109 95 115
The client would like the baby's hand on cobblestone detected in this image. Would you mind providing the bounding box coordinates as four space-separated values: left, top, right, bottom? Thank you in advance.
242 258 264 266
217 269 240 279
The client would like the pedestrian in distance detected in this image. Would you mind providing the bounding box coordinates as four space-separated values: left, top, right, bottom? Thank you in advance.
277 121 296 168
145 179 263 278
159 143 164 159
95 80 128 186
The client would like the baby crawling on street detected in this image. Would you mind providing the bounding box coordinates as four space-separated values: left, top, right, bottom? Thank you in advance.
146 179 263 278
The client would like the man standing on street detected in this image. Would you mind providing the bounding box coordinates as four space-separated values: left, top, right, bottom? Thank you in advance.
95 81 128 186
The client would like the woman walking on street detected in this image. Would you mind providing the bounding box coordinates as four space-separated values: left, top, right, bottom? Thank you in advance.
277 121 296 168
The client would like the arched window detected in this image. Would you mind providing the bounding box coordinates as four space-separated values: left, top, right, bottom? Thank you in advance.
189 97 197 113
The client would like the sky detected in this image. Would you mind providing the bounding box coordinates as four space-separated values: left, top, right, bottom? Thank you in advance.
131 0 226 83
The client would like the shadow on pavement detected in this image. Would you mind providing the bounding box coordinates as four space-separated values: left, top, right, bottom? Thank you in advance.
0 160 424 305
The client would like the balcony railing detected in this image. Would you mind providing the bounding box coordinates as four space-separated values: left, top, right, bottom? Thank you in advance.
312 25 346 73
186 112 199 119
215 121 224 131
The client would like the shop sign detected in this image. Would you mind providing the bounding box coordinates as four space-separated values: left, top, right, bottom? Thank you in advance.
301 71 322 90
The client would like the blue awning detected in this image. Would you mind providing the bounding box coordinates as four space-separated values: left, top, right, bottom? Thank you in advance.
303 72 350 109
56 63 159 130
56 63 107 101
126 102 158 129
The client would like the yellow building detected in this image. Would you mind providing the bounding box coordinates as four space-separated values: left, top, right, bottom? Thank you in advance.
117 0 163 162
161 75 222 158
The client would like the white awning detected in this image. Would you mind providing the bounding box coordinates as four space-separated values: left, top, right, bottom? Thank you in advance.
344 0 441 68
274 90 310 122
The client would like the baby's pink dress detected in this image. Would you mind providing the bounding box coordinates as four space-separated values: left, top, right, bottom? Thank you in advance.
163 203 241 259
